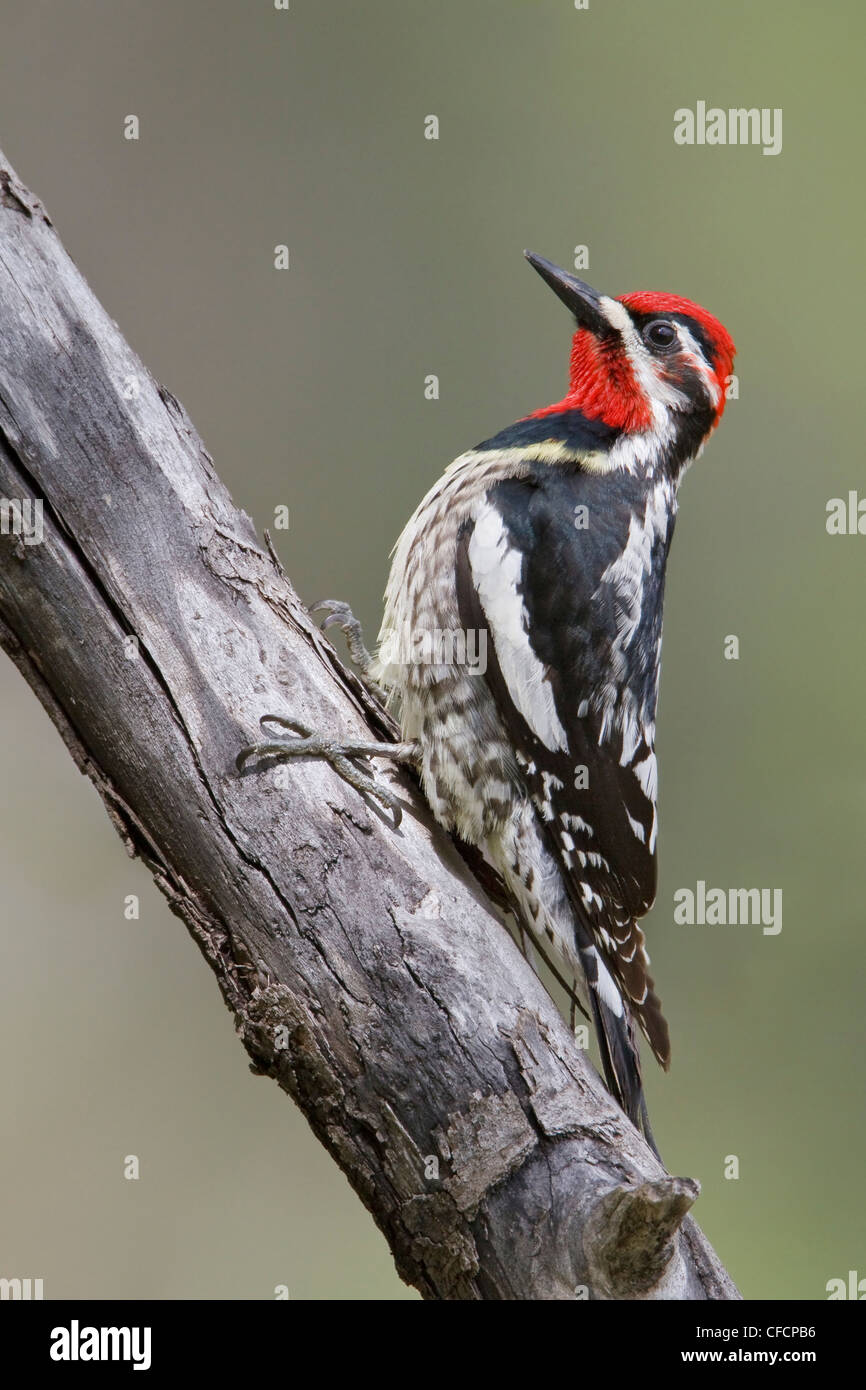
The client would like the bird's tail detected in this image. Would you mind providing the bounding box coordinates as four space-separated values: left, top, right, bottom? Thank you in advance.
586 975 660 1159
487 819 665 1158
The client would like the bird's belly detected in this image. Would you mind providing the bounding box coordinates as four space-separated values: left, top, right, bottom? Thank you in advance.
399 670 521 843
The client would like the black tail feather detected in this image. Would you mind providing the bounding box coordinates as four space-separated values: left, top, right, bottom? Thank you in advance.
589 988 661 1161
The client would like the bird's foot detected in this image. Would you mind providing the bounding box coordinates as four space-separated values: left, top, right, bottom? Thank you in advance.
236 715 418 827
311 599 387 699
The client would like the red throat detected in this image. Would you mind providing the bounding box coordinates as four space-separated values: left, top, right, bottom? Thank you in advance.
528 329 653 432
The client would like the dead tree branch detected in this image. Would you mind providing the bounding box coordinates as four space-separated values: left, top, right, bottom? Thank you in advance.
0 149 737 1300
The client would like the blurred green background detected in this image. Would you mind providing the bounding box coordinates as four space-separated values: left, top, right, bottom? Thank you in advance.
0 0 863 1299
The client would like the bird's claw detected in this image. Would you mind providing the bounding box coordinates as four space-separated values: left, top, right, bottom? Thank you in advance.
310 598 384 693
236 714 404 827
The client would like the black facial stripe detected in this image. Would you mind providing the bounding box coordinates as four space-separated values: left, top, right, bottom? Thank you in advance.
626 310 716 368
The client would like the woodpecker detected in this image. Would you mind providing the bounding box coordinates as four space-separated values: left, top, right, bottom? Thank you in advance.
239 252 735 1154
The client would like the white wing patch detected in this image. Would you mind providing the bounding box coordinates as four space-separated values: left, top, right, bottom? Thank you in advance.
468 501 569 754
633 750 658 802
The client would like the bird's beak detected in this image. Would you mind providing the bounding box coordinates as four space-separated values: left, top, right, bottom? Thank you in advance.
524 251 611 337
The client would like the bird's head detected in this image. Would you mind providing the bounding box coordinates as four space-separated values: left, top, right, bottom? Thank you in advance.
524 252 736 466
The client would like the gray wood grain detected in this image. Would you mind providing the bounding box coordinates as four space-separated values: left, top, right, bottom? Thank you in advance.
0 149 738 1300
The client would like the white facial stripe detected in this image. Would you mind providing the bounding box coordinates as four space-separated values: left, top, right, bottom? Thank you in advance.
630 338 689 417
599 295 634 334
677 323 721 407
468 502 569 754
604 300 690 430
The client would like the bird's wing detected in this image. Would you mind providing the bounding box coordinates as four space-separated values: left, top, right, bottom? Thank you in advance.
455 470 671 1070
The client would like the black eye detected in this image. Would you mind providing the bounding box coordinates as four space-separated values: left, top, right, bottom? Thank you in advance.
643 320 677 349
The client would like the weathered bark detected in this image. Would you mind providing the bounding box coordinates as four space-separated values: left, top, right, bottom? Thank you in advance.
0 149 738 1300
